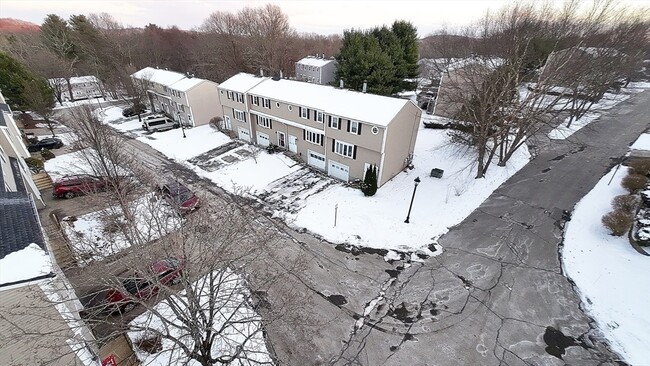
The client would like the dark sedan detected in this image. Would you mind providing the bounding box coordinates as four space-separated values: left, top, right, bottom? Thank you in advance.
27 137 63 152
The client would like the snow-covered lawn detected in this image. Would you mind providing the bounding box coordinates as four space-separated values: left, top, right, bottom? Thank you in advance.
61 194 180 264
548 82 650 140
562 167 650 365
289 122 530 251
54 97 113 110
194 145 302 194
137 125 232 161
630 133 650 151
127 269 272 366
44 149 93 181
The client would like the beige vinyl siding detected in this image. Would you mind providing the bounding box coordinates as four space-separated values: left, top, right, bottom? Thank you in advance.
379 102 421 186
185 81 221 126
326 139 381 181
0 285 88 365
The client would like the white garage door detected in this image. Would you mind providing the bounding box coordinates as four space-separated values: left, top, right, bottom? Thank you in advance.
256 132 270 147
328 161 350 182
307 150 326 170
238 127 251 142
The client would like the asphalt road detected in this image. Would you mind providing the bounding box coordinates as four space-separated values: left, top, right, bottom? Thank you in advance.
319 90 650 365
53 90 649 365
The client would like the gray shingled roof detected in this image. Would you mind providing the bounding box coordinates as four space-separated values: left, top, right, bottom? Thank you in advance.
0 191 45 260
0 103 10 113
0 112 8 127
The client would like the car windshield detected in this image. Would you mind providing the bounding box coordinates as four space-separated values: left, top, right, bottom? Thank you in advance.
122 278 150 294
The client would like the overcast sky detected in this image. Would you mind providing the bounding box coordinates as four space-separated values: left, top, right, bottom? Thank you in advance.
2 0 648 36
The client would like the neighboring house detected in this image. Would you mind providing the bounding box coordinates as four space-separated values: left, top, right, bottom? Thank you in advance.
218 73 421 186
131 67 222 128
0 91 98 366
540 47 626 98
0 92 43 208
432 58 502 119
48 76 104 102
295 55 337 85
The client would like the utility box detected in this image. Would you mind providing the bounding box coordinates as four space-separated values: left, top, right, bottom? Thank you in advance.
430 168 444 179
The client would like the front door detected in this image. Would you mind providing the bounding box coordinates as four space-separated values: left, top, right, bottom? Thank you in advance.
224 115 231 130
288 135 298 153
277 131 286 148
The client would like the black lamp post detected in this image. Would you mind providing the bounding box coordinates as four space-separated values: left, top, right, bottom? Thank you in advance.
178 112 186 138
404 177 421 224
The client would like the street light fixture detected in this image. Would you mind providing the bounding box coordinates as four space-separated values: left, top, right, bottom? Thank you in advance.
404 177 421 224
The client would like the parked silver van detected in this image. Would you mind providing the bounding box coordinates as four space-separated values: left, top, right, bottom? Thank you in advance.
142 114 179 133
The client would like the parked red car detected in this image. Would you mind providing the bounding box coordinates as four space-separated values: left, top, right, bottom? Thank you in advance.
53 175 107 199
158 181 201 214
104 257 184 314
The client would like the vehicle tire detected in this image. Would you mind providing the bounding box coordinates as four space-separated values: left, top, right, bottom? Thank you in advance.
152 128 158 133
121 302 136 314
64 192 76 199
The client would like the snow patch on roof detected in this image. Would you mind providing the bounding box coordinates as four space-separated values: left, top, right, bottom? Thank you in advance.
131 67 186 87
49 76 100 85
248 76 411 126
169 77 205 92
297 56 336 67
218 73 267 93
0 243 52 286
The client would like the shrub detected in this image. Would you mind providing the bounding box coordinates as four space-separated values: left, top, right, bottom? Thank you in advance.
361 165 378 196
621 173 648 194
612 195 639 214
40 148 55 160
266 144 282 154
24 157 43 173
627 159 650 177
602 209 634 236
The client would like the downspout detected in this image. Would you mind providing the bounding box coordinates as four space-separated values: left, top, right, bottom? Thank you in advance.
378 124 388 186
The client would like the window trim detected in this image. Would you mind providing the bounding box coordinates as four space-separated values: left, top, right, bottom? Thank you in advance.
234 109 245 122
227 90 234 100
256 114 272 129
252 96 260 106
316 111 324 123
349 120 359 135
300 107 308 119
330 116 340 129
304 130 324 146
334 140 355 159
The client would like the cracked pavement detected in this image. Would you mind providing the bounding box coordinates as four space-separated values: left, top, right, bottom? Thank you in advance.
305 90 650 365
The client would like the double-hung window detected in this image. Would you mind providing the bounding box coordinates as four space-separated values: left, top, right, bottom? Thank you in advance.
236 93 244 103
234 109 245 122
304 130 323 145
227 91 234 100
349 120 359 134
262 98 271 109
256 115 272 128
330 116 340 129
300 107 308 119
334 140 355 158
316 111 324 123
252 96 260 106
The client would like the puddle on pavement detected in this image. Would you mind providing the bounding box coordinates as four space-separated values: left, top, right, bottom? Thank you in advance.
327 294 348 306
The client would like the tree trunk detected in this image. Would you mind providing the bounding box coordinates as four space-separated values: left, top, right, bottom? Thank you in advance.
66 78 75 102
45 117 56 137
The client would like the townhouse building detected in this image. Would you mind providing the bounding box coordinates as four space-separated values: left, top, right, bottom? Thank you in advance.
0 89 97 365
131 67 222 127
0 92 43 207
218 73 421 187
295 55 337 85
48 76 103 102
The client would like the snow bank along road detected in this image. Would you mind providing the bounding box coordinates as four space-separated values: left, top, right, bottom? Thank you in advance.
60 90 649 365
